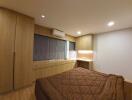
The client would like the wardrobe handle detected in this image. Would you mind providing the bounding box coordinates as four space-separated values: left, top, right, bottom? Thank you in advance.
13 52 16 89
13 52 16 65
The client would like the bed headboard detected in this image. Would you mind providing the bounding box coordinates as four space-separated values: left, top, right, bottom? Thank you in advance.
33 60 76 80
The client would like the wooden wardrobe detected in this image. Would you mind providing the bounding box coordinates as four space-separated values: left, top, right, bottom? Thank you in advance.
0 8 34 93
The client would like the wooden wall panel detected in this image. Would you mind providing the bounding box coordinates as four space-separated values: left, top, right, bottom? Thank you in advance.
0 8 16 93
66 34 76 42
76 34 93 50
33 60 76 80
14 14 34 89
35 25 76 42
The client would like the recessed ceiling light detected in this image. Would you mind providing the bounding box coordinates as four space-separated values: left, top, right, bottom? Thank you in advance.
77 31 81 35
107 21 115 27
41 15 45 19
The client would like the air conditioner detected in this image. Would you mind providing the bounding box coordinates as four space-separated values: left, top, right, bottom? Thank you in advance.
53 29 65 38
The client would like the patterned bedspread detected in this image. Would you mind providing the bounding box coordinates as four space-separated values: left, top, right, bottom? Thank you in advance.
35 67 125 100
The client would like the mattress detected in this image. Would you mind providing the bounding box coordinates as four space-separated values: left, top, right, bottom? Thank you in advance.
35 67 125 100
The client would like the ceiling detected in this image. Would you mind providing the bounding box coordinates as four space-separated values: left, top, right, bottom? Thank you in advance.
0 0 132 37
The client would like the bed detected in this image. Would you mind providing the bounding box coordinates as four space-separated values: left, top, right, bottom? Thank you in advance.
35 67 125 100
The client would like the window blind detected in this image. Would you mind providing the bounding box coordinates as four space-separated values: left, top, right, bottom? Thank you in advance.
33 34 66 61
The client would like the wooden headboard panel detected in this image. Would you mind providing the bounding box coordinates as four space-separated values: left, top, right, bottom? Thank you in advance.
33 60 76 80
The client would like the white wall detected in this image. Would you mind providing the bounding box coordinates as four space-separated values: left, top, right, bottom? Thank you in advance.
93 28 132 82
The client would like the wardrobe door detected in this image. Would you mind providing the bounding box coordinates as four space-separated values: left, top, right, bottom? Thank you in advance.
14 14 34 89
0 8 16 93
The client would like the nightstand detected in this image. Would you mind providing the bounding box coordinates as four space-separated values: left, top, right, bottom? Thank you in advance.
76 59 93 69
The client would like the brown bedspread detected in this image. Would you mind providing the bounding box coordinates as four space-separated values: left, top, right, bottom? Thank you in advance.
35 67 125 100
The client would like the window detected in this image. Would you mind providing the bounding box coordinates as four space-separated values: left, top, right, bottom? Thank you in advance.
69 41 76 51
66 41 76 59
33 34 67 61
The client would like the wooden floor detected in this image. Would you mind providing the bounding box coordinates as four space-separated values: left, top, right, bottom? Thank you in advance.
0 84 36 100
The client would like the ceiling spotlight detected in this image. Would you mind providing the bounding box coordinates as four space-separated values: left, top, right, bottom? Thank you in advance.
107 21 115 27
41 15 45 19
77 31 81 35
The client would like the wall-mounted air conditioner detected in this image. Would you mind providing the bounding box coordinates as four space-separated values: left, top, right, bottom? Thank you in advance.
53 29 65 38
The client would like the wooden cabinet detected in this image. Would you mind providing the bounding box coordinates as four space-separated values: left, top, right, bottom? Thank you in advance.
0 8 34 93
76 60 93 70
0 8 16 93
77 60 90 69
14 14 34 89
76 35 93 50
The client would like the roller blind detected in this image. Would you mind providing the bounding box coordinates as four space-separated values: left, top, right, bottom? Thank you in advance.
33 34 66 61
